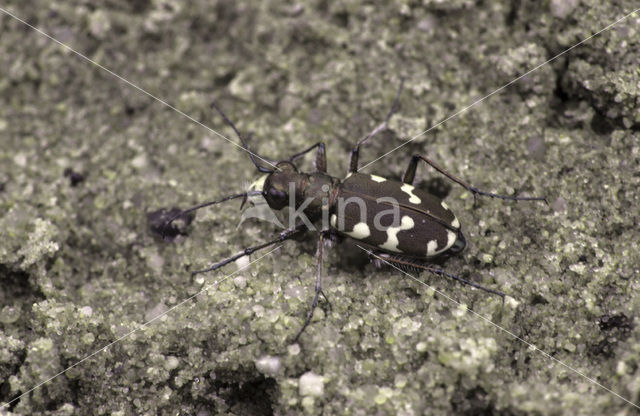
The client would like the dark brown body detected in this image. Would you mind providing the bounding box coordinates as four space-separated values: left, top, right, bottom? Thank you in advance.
262 164 465 259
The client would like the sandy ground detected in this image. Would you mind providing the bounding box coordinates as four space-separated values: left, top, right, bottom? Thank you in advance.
1 1 639 414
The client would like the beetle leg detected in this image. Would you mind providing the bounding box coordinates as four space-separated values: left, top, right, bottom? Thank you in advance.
293 231 327 342
402 154 548 204
319 289 331 309
348 78 405 173
289 142 327 173
191 225 306 276
373 252 506 298
293 275 331 307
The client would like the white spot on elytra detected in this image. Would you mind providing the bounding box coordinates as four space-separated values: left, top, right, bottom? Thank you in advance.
370 174 387 183
446 230 457 247
379 216 414 252
345 172 353 179
401 183 421 204
330 214 337 228
439 200 460 229
346 222 371 239
427 230 459 257
427 240 438 256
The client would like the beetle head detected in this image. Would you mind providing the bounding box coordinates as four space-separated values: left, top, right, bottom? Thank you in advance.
258 161 300 211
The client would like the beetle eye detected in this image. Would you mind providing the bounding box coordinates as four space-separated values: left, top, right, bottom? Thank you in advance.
265 187 288 209
268 188 285 200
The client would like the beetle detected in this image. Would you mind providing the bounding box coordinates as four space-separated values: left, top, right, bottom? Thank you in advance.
164 80 547 342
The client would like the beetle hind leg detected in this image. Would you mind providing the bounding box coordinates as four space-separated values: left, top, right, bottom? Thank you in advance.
373 253 505 298
402 154 548 205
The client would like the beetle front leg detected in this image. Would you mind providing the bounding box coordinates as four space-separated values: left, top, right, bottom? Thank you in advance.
401 154 548 204
191 225 306 276
289 142 327 173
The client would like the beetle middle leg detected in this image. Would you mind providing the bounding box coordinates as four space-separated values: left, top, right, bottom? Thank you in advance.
348 78 405 173
288 142 327 173
401 154 548 205
293 231 328 342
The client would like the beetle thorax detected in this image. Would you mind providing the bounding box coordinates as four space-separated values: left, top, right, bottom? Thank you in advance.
260 163 335 216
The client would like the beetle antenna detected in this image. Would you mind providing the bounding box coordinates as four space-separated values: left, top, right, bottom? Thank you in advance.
162 191 263 239
210 101 275 173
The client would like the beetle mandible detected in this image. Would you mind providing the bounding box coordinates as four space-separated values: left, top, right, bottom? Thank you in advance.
165 80 547 342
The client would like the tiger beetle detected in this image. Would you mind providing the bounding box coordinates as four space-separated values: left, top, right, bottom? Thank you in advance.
164 80 547 342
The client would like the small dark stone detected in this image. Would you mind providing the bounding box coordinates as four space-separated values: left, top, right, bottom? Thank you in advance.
63 168 86 187
598 313 632 332
147 207 195 240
